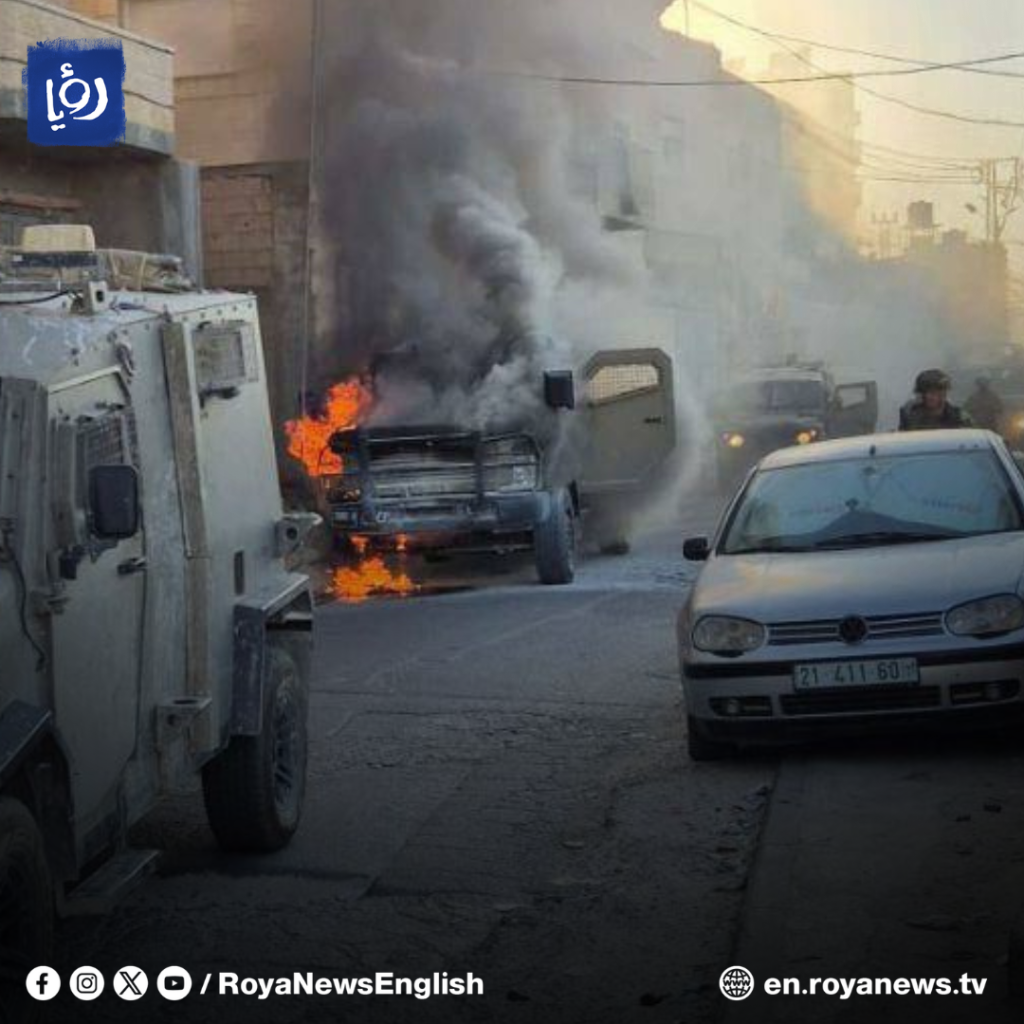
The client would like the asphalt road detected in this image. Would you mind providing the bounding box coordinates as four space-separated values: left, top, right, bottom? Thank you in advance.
49 495 777 1024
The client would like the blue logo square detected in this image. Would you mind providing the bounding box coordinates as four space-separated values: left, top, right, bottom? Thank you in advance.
23 39 126 147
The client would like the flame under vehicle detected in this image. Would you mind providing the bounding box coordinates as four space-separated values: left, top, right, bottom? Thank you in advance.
0 226 315 1019
321 349 676 580
713 362 878 490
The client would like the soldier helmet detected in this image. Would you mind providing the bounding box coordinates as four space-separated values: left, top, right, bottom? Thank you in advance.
914 368 951 394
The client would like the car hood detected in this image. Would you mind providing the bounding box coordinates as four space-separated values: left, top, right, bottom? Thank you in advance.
692 532 1024 621
718 412 822 431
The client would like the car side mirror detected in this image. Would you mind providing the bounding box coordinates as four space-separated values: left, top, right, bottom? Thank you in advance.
89 465 140 539
683 536 710 561
544 371 575 410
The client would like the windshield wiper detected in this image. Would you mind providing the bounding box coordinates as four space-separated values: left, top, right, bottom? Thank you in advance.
810 531 961 550
726 542 817 555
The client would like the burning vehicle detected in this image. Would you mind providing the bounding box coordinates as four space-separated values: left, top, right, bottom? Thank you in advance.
318 370 579 586
289 349 676 586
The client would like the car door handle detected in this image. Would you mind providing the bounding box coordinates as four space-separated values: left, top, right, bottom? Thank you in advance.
117 556 148 576
643 416 664 424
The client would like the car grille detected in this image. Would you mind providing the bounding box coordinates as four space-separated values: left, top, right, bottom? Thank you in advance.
369 453 477 501
780 686 942 716
768 612 945 646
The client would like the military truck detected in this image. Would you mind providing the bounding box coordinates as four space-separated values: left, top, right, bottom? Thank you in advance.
0 226 314 1020
324 370 579 585
319 349 677 579
713 362 877 489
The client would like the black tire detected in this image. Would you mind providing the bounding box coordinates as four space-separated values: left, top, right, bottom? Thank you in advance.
534 492 576 585
0 797 53 1024
203 646 309 852
687 716 732 762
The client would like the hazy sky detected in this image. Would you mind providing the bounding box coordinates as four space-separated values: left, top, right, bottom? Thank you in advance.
661 0 1024 248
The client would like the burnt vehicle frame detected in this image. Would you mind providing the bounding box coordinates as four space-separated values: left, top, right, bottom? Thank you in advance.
322 375 578 585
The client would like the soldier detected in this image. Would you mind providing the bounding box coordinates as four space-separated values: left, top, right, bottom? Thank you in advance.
898 369 973 431
963 376 1004 433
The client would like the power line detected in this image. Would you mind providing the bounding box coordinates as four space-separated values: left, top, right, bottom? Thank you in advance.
690 0 1024 129
505 50 1024 89
689 0 1024 80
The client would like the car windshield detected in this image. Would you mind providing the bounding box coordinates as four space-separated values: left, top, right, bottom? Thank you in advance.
721 449 1023 554
724 379 826 415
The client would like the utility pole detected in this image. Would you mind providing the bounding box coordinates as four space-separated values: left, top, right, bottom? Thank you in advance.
978 157 1023 244
684 0 691 35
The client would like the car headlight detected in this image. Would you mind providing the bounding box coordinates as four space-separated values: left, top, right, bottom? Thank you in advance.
722 432 745 449
795 429 819 445
1010 413 1024 437
692 615 766 655
946 595 1024 637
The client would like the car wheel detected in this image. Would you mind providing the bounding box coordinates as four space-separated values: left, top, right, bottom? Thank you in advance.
686 716 732 762
203 646 308 852
534 491 576 585
0 797 53 1024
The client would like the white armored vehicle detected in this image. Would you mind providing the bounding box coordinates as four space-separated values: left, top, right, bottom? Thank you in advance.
0 227 314 1019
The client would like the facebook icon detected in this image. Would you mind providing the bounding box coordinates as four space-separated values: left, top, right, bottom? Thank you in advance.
23 38 126 147
26 966 61 1001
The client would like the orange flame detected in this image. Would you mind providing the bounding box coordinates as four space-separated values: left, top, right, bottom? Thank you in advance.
285 378 374 477
331 556 416 603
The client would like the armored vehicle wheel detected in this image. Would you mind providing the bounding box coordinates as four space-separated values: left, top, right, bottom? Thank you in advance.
686 716 732 762
203 646 308 852
535 492 576 585
0 797 53 1024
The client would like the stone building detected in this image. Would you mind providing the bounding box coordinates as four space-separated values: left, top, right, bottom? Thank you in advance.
0 0 198 269
55 0 318 453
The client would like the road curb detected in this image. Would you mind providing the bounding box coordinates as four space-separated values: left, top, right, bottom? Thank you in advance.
722 754 807 1021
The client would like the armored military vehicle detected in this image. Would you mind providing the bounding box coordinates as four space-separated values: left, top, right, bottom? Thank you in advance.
713 361 877 489
0 226 314 1021
325 371 579 585
320 349 677 578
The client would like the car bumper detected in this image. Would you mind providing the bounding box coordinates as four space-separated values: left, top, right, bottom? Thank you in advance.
683 648 1024 746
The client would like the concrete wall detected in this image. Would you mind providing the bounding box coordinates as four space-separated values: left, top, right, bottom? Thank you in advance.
114 0 313 165
201 163 310 449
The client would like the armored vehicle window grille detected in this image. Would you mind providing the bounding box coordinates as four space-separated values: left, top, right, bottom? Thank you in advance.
79 410 138 474
586 364 659 404
194 322 258 393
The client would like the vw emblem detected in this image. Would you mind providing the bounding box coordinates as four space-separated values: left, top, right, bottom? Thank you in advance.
838 615 869 645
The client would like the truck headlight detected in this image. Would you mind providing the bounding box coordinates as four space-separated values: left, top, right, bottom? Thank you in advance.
483 436 539 493
692 615 765 654
946 595 1024 637
484 462 538 493
324 475 362 504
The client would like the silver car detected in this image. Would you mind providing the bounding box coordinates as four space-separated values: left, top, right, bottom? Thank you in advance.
679 429 1024 760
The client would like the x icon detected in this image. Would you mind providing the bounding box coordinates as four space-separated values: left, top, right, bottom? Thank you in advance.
115 967 148 1000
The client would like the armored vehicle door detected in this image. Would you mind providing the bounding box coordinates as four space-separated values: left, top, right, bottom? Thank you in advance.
828 381 878 438
49 372 145 843
579 349 675 495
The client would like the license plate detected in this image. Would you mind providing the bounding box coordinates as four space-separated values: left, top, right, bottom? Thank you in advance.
793 658 919 690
